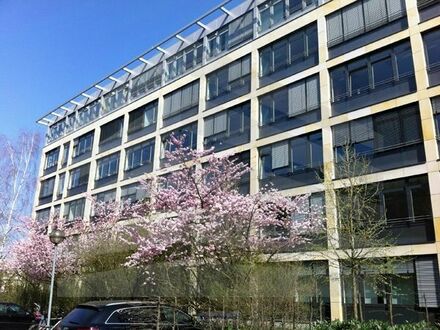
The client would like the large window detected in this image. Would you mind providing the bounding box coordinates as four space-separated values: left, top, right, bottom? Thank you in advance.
207 11 253 58
259 23 318 78
288 0 318 14
125 140 155 171
204 103 250 150
77 100 101 128
258 0 286 32
128 101 157 134
45 148 59 170
131 64 163 100
259 131 323 188
57 173 65 198
424 28 440 86
163 81 199 118
161 123 198 158
167 41 203 81
39 177 55 199
326 0 406 47
61 143 69 166
100 117 123 145
103 84 129 113
36 208 50 223
333 104 424 174
379 175 432 225
95 189 116 204
69 164 90 189
73 131 94 158
206 55 251 101
121 183 149 203
260 74 319 125
96 153 119 181
64 198 85 221
330 41 414 103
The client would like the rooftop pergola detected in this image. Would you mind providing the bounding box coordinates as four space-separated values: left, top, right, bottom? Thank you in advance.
37 0 255 127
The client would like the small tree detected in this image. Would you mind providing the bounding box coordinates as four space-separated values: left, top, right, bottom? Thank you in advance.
326 145 403 323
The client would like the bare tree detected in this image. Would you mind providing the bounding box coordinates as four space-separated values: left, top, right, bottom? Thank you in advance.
0 132 40 262
325 145 403 323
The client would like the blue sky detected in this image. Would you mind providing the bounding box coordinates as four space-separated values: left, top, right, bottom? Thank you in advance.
0 0 220 139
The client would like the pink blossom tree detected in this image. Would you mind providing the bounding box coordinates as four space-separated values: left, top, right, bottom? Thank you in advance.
123 136 324 292
6 217 77 283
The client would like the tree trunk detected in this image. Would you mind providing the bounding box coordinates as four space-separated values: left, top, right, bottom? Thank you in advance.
351 270 359 320
387 279 394 326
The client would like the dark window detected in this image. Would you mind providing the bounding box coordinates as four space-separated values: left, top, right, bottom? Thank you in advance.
57 173 65 197
61 143 70 166
45 148 59 169
259 23 318 77
167 41 203 81
259 131 323 179
258 0 286 32
100 117 123 145
125 140 155 171
259 74 320 125
163 81 199 118
379 175 432 226
94 189 116 205
432 96 440 153
204 103 250 150
121 183 149 203
36 208 50 223
103 84 129 114
63 198 85 221
96 153 119 181
424 28 440 80
128 101 157 134
330 40 414 102
40 177 55 198
35 207 50 224
333 104 423 172
73 131 94 158
77 100 101 128
206 55 251 101
131 64 163 100
69 164 90 189
107 307 158 324
161 123 198 157
326 0 406 47
289 0 318 14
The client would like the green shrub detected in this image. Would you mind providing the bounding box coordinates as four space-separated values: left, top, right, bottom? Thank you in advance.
312 320 436 330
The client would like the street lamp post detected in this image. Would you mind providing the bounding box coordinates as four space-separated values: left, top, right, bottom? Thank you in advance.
47 229 65 329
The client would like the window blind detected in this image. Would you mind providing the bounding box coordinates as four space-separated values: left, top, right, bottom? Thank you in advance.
374 112 401 149
306 76 319 110
350 117 374 142
387 0 404 20
272 141 289 169
333 123 350 146
363 0 387 28
327 12 343 45
416 256 440 308
343 3 365 38
288 81 306 116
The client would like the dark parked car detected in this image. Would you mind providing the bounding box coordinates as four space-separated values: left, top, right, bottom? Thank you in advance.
56 301 202 330
0 302 35 330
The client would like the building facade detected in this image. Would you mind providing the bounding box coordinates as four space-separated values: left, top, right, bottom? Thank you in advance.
34 0 440 322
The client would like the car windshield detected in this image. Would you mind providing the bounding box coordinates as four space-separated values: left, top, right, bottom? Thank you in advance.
62 306 99 325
